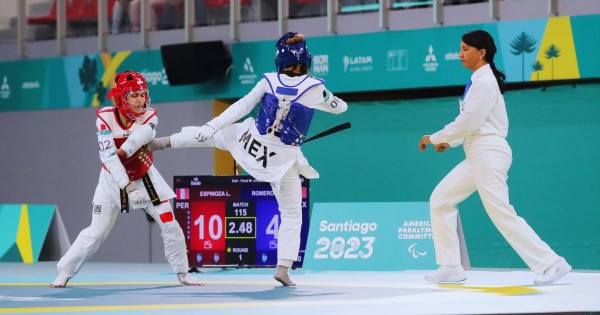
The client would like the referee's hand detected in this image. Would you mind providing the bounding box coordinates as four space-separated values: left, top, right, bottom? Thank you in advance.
434 143 450 153
419 135 431 151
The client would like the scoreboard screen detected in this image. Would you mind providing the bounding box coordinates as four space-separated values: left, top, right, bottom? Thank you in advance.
173 175 310 268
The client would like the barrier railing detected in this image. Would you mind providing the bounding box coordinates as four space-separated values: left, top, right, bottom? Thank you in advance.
2 0 563 59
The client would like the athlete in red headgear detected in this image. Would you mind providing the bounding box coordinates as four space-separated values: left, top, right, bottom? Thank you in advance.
107 70 150 120
50 70 203 288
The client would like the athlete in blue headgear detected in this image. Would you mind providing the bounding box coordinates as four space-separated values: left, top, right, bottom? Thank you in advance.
148 32 348 286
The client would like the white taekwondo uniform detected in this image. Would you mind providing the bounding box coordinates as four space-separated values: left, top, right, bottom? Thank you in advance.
56 107 189 278
170 73 348 266
428 64 560 274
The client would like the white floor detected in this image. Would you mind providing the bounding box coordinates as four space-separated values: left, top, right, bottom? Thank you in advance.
0 262 598 315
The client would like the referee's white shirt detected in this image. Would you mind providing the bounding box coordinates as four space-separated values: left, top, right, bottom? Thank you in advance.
430 64 509 145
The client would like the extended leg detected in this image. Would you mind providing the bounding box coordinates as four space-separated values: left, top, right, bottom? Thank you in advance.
148 202 204 286
470 144 566 281
52 203 119 288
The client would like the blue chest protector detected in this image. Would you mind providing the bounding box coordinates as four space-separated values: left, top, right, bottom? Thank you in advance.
256 74 323 146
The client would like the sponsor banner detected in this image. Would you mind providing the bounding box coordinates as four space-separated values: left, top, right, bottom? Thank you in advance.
303 202 437 271
231 14 599 92
1 14 598 111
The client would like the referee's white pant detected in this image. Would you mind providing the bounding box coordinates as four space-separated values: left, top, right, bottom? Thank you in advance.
429 135 559 274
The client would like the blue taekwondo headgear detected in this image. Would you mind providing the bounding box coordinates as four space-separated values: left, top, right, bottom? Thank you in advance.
275 32 312 72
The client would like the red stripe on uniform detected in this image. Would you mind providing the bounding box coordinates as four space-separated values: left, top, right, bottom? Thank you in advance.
97 111 112 132
159 211 174 223
141 110 157 124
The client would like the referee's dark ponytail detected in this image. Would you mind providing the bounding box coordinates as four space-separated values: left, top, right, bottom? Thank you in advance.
462 30 506 94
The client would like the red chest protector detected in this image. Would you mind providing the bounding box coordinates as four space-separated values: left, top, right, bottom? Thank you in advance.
114 137 154 181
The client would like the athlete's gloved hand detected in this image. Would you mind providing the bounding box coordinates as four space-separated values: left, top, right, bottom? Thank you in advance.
145 137 171 152
125 182 150 207
195 123 217 143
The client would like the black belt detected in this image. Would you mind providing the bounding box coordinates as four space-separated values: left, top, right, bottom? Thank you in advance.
119 188 129 213
120 173 162 213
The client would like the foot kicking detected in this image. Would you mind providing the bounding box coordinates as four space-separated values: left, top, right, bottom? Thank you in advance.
274 265 296 286
177 273 205 286
50 274 71 288
425 265 467 283
534 257 571 285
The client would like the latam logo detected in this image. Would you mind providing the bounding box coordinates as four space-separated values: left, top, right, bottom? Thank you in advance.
343 55 373 72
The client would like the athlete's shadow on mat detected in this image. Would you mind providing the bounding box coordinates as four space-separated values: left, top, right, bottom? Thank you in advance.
43 285 186 299
43 285 340 301
177 286 342 301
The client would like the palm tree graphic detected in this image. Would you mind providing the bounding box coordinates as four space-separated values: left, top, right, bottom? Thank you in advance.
544 44 561 80
532 60 544 81
510 32 537 82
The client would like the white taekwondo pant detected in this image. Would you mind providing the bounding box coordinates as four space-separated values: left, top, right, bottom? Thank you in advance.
56 201 189 277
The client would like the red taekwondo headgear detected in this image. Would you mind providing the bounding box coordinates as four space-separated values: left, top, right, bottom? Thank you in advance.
107 71 150 120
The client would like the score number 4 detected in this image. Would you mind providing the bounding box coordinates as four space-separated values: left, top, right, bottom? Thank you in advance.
313 236 375 259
